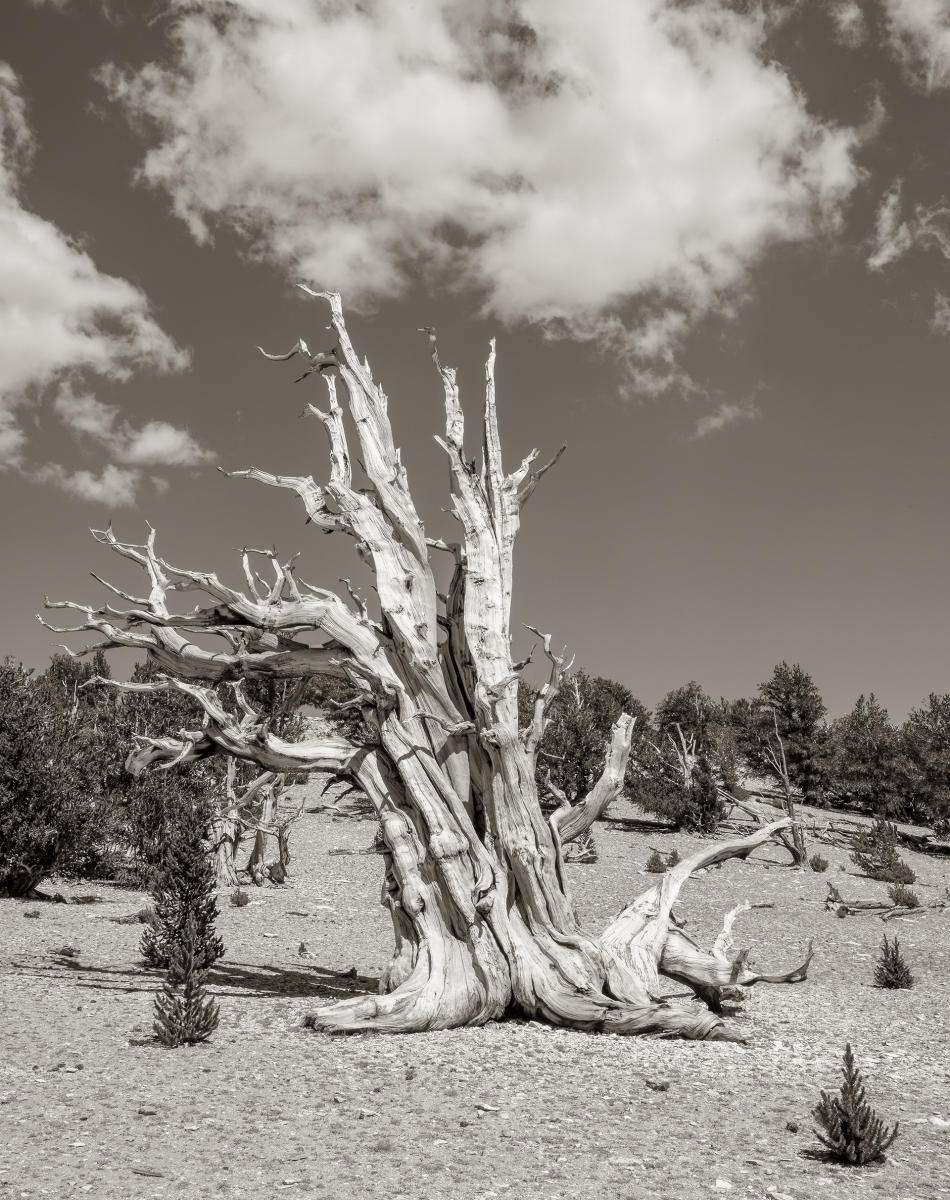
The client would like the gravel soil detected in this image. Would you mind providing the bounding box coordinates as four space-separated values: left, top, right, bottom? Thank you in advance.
2 794 949 1200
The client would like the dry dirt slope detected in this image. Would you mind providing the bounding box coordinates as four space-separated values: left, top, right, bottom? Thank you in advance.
1 794 949 1200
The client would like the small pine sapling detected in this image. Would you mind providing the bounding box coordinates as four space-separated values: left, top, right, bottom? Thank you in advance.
230 887 250 908
809 853 829 873
645 848 680 874
886 882 919 909
153 912 220 1047
141 797 224 976
874 934 914 989
812 1043 898 1164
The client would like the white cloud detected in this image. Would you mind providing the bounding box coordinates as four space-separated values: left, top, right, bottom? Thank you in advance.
931 291 950 334
122 420 212 466
32 462 140 507
916 202 950 259
53 387 214 466
831 2 869 48
691 399 760 440
102 0 860 391
884 0 950 90
52 389 116 439
0 408 26 467
867 181 914 270
0 63 188 471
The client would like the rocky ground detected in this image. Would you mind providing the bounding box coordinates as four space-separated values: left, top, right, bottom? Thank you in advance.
2 791 949 1200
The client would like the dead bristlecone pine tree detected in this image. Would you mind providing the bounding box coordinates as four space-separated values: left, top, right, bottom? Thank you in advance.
141 797 224 978
42 289 813 1040
812 1043 898 1164
874 934 914 990
153 912 220 1047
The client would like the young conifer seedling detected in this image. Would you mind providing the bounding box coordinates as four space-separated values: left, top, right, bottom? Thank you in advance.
873 934 914 990
153 911 220 1047
141 797 224 976
812 1043 898 1164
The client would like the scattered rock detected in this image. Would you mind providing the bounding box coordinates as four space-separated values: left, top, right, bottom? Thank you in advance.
646 1078 671 1092
110 908 151 925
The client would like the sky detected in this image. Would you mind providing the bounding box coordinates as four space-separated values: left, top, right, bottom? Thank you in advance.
3 0 950 722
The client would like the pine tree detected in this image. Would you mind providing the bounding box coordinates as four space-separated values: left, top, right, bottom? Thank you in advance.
758 662 827 806
901 693 950 833
812 1043 899 1164
141 796 224 978
874 935 914 989
827 694 909 817
153 911 220 1047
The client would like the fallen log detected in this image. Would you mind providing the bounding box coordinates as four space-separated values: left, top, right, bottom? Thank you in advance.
824 882 947 921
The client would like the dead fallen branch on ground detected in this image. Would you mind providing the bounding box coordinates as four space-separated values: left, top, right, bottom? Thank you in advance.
824 882 947 921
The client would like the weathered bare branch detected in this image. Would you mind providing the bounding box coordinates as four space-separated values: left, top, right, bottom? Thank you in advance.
522 627 575 770
552 714 636 844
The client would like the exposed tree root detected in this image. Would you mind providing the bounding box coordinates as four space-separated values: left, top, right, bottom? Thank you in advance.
304 817 811 1039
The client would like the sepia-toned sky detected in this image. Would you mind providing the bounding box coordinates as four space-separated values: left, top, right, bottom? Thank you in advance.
3 0 950 720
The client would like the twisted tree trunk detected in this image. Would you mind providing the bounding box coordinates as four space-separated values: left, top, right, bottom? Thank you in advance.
43 290 810 1039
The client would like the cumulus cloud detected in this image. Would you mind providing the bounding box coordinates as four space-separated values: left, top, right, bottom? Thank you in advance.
690 399 761 441
32 462 140 506
0 63 189 477
831 2 869 48
884 0 950 90
101 0 860 394
0 408 26 467
53 387 214 467
867 181 914 270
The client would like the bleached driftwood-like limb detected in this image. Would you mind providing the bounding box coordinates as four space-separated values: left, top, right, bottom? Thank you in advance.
52 292 815 1042
552 714 636 845
598 819 812 1026
824 881 946 921
522 626 574 774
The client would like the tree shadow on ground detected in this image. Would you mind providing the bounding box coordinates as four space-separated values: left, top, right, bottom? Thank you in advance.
797 1146 887 1170
6 955 379 1000
601 815 675 834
